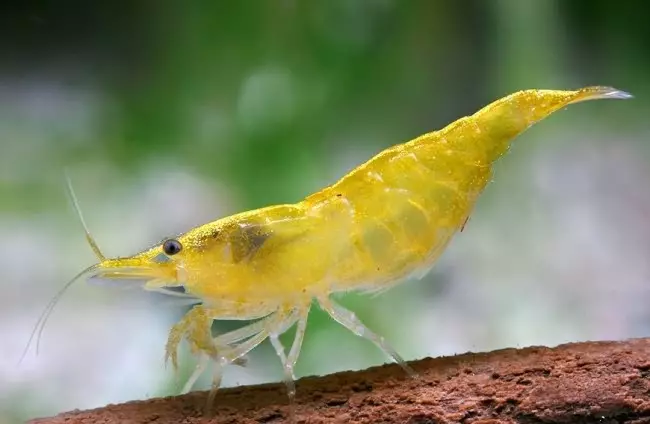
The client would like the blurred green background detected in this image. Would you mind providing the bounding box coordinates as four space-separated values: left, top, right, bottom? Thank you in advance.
1 1 649 422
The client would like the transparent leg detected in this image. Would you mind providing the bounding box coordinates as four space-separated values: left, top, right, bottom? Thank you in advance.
317 296 416 377
268 307 309 424
181 352 209 394
268 309 301 397
213 315 272 346
166 305 254 371
204 315 280 415
179 312 276 396
287 307 310 374
220 325 272 362
205 357 226 417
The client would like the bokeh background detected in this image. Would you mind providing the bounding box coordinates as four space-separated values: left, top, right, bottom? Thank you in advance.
2 1 649 422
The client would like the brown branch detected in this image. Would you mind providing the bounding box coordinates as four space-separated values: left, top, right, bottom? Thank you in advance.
30 338 650 424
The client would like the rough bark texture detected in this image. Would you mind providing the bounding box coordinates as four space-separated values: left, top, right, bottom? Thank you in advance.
30 338 650 424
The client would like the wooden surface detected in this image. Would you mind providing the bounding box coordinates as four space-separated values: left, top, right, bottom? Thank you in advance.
30 338 650 423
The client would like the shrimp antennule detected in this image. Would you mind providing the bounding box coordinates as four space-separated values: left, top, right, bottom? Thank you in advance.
65 171 105 261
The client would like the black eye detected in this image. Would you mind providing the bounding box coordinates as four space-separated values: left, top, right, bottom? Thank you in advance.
162 239 182 255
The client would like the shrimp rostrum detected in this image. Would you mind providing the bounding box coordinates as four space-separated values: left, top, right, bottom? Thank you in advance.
26 86 631 415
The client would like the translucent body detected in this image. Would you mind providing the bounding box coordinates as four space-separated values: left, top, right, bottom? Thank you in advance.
144 87 630 306
29 86 631 419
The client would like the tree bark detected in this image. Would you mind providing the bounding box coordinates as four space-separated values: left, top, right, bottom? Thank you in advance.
30 338 650 424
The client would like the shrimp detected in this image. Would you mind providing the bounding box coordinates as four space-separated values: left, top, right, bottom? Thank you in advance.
24 86 631 419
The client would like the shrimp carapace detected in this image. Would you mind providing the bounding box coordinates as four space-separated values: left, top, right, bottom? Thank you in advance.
28 86 631 419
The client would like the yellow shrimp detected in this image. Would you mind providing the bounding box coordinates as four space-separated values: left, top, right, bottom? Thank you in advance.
24 86 631 418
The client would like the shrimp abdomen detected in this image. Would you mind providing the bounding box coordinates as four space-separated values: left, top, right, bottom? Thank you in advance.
411 86 632 167
317 86 631 292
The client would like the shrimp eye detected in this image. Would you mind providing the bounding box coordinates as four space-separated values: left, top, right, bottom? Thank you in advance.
162 239 182 255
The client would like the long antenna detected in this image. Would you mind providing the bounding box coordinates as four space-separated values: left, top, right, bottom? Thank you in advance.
64 170 105 261
18 171 107 365
18 264 99 365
